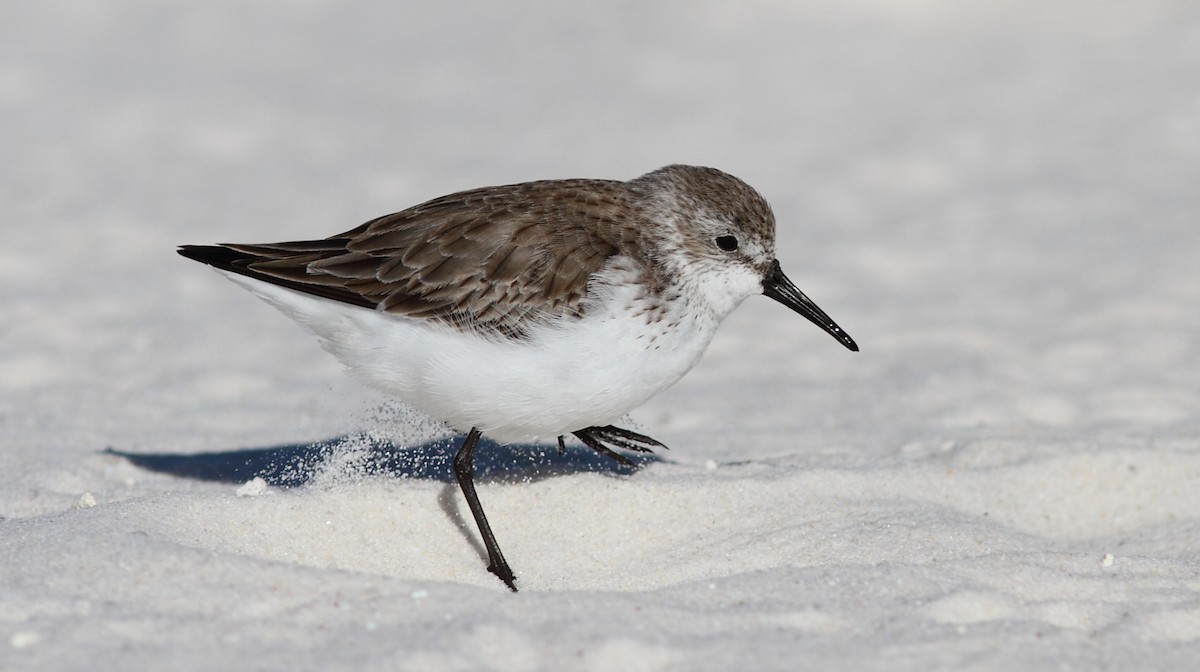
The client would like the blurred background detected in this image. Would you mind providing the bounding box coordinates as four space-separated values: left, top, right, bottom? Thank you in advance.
3 5 1200 668
2 0 1198 461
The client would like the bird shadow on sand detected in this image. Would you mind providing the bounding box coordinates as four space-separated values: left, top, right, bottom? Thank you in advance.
104 433 661 488
106 433 663 571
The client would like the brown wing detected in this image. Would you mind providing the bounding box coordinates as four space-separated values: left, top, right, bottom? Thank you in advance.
178 179 638 338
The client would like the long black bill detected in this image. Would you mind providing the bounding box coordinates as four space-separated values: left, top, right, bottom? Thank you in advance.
762 260 859 352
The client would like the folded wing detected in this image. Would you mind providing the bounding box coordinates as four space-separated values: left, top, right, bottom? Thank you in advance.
179 179 637 338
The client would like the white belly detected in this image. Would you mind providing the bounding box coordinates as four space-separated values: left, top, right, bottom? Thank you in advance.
220 270 722 442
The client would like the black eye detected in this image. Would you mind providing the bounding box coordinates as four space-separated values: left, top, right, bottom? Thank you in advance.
715 235 739 252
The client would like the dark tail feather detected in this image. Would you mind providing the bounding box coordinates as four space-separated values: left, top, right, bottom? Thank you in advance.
177 244 256 271
176 243 375 309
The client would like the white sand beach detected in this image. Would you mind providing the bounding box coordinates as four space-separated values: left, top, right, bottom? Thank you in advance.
3 1 1199 669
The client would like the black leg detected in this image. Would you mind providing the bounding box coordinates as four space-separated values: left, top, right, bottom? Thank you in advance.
452 428 517 592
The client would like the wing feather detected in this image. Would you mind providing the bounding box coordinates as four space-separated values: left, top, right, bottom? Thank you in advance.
180 179 636 338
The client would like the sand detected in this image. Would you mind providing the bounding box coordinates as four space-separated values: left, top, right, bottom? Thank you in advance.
3 1 1200 670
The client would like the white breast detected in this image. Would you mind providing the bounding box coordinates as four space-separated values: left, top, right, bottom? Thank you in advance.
217 264 730 443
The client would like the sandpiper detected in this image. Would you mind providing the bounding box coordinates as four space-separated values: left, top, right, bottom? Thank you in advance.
179 164 858 591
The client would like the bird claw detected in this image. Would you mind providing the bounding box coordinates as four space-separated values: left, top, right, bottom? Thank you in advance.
571 425 668 466
489 563 518 592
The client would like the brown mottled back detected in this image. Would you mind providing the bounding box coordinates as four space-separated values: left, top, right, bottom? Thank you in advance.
182 179 644 338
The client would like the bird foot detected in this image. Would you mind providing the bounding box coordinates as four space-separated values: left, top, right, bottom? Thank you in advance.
571 425 669 466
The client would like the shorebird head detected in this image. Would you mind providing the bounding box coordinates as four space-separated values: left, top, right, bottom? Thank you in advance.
635 165 858 352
